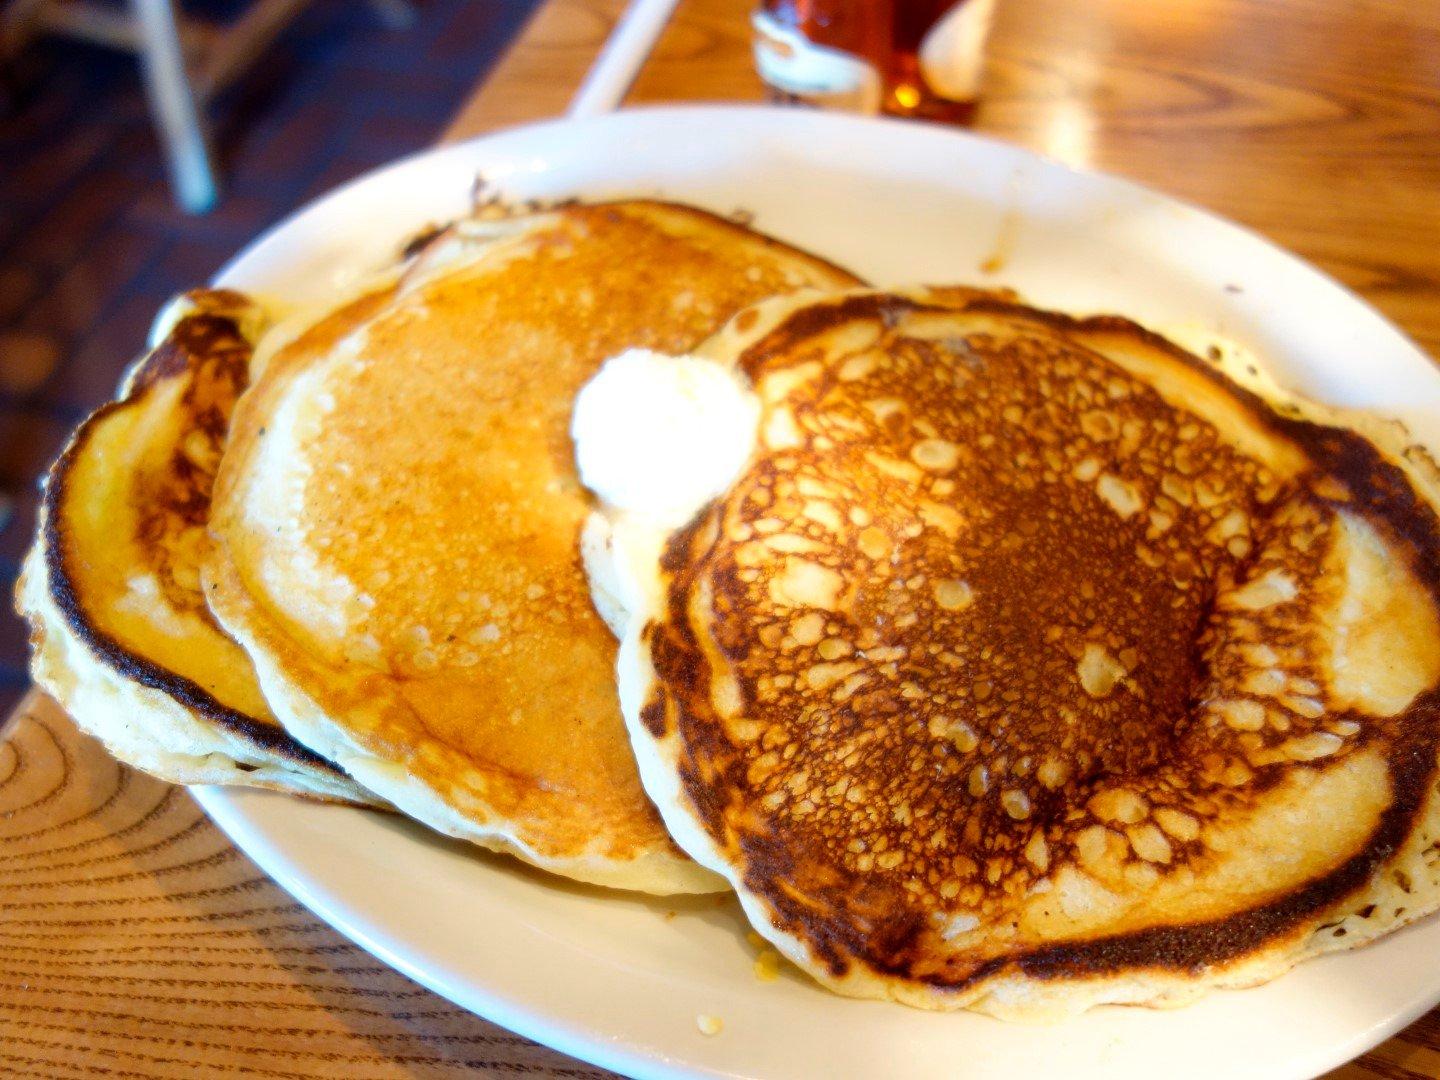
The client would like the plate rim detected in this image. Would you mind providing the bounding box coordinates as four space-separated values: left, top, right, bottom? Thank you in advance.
216 103 1431 370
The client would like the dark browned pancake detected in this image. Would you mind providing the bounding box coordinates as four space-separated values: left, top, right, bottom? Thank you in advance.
609 288 1440 1016
16 290 373 802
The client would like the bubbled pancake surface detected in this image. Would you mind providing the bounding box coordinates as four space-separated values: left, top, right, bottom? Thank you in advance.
205 202 861 893
16 291 372 803
620 289 1440 1014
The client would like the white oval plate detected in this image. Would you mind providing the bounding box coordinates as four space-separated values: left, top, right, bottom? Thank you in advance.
196 106 1440 1080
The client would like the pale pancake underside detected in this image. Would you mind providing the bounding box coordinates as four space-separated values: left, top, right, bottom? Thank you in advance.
204 202 861 893
608 288 1440 1016
17 292 372 804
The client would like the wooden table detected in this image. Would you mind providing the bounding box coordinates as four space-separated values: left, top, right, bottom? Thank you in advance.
4 0 1439 1076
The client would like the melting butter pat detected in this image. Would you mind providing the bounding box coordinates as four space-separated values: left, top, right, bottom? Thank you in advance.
573 348 760 526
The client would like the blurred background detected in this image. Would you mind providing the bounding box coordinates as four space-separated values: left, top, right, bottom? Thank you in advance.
0 0 537 715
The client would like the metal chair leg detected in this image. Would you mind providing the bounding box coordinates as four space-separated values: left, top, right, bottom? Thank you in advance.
131 0 217 213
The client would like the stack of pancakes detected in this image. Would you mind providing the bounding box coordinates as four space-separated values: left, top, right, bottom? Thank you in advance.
20 200 1440 1017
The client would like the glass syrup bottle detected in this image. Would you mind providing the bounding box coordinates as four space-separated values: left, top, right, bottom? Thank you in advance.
753 0 994 123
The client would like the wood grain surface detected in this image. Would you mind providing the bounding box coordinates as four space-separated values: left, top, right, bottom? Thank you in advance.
444 0 629 137
0 691 616 1078
6 0 1440 1075
4 702 1439 1080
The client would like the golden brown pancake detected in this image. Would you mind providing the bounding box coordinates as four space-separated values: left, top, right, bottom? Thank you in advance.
608 288 1440 1013
204 201 862 892
16 290 374 803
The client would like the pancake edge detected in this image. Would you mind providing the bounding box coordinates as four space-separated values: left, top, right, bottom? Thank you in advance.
201 541 728 894
17 299 378 805
18 546 368 802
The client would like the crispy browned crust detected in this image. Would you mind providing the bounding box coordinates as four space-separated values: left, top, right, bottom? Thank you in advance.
40 297 345 778
641 290 1440 992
